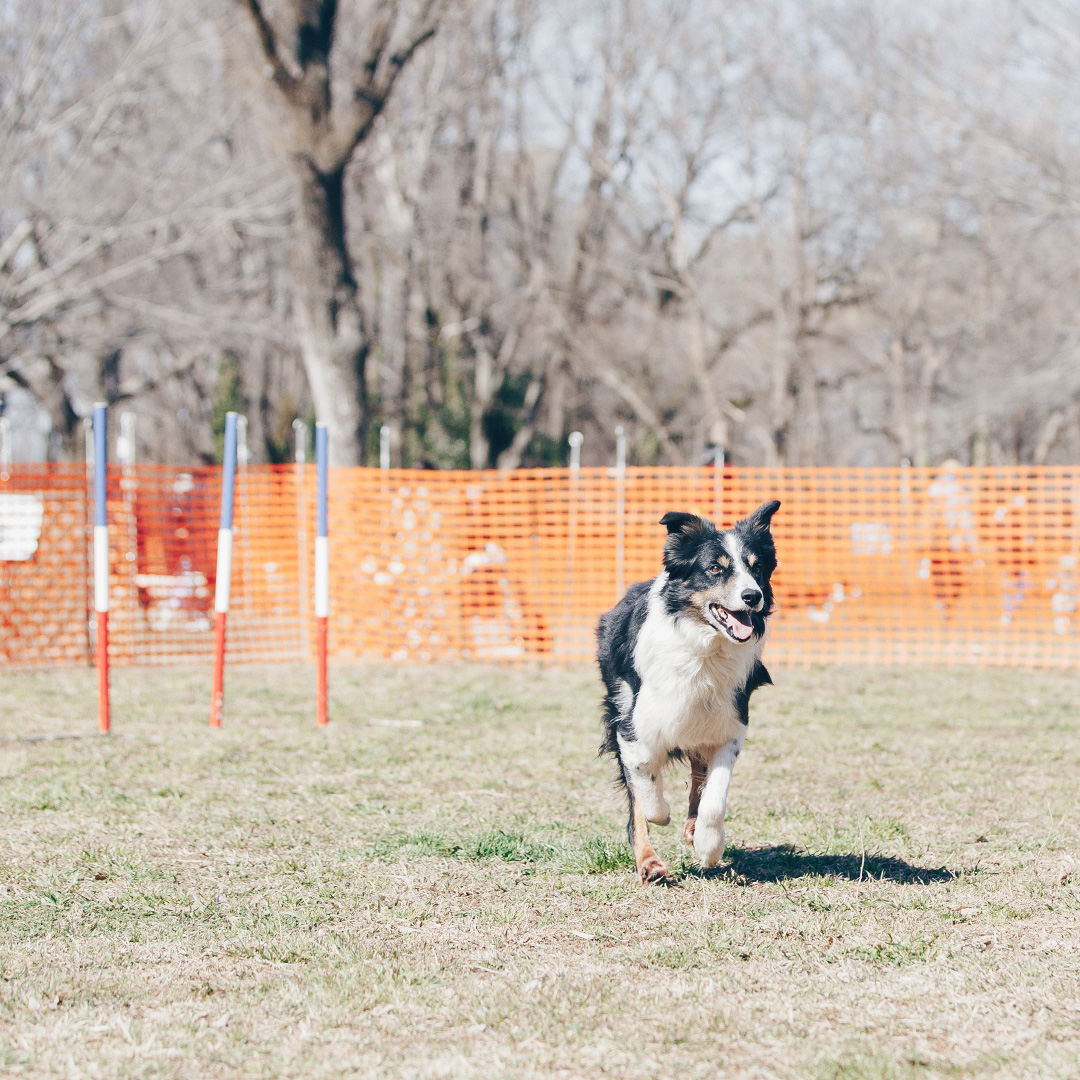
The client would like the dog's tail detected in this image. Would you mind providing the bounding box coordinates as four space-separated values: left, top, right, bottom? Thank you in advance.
598 691 620 758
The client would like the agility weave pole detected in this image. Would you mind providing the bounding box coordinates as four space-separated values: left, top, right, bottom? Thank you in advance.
315 423 329 726
92 403 109 733
209 412 238 728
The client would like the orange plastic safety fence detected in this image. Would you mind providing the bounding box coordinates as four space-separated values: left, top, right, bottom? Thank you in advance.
1 464 1078 668
0 465 90 665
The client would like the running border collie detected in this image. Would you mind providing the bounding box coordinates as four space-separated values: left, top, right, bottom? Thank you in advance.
596 501 780 883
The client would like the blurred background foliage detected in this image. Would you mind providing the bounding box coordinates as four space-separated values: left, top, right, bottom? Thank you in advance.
2 0 1079 468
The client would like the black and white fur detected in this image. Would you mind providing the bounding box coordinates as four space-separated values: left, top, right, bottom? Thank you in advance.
597 501 780 883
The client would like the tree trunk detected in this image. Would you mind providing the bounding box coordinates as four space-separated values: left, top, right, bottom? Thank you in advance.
291 161 368 466
913 343 944 467
6 355 81 461
886 337 913 462
469 340 494 469
787 354 822 465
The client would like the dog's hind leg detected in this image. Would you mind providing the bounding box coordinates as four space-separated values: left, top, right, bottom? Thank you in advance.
625 784 669 884
617 733 670 825
682 751 712 846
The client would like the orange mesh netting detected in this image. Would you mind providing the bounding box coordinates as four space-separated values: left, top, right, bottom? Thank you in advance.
1 464 1078 668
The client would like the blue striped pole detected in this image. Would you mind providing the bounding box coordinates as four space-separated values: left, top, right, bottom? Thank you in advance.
210 412 238 727
315 423 329 725
93 403 110 732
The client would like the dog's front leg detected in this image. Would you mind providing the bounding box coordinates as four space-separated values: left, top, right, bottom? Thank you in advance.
616 734 670 883
692 733 746 868
682 751 712 846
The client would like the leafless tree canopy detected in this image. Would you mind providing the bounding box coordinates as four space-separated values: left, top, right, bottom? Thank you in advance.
3 0 1079 466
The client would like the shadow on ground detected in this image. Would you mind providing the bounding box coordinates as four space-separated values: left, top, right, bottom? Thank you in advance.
380 830 959 886
683 844 957 885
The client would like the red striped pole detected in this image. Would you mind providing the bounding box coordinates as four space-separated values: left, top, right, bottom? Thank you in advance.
210 413 238 728
315 422 329 726
93 403 109 733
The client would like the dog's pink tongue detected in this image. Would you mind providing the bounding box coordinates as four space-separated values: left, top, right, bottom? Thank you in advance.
728 616 753 640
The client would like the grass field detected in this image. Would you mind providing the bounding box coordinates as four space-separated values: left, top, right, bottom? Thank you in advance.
0 661 1078 1079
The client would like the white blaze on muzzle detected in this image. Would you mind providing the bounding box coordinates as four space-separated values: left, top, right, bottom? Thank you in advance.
717 531 764 630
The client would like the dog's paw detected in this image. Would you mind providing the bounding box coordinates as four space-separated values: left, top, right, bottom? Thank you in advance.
646 800 671 827
693 820 725 868
682 816 696 845
637 854 670 884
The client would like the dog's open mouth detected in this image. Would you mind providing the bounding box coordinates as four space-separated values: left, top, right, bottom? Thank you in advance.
708 603 755 641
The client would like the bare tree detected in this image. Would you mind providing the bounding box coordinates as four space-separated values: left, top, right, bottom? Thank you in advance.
0 0 296 461
7 0 1080 469
232 0 447 465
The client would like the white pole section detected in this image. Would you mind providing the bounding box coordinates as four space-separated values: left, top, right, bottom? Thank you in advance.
214 414 238 615
315 423 329 620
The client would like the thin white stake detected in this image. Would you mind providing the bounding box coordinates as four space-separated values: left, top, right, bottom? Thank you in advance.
83 417 95 660
236 415 250 467
118 412 138 648
236 415 252 618
568 431 583 472
562 432 584 655
0 416 11 472
615 426 626 600
117 412 136 466
293 419 308 466
293 419 310 658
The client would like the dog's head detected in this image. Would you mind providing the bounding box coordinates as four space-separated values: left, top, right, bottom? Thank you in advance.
658 501 780 643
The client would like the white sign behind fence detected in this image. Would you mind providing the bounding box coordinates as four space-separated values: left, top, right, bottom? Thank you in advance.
0 493 44 561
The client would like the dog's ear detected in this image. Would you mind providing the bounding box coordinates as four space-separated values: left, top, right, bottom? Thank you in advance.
659 511 705 535
741 500 780 532
659 512 709 578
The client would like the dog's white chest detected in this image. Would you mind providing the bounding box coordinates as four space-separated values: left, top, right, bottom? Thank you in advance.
630 585 761 754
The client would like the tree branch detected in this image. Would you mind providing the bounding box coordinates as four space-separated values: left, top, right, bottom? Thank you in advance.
596 367 682 463
238 0 301 98
322 12 445 170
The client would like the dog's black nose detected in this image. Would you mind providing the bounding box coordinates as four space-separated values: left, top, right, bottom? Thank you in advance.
741 588 762 608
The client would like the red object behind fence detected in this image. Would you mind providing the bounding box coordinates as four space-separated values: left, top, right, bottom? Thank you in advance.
1 464 1079 669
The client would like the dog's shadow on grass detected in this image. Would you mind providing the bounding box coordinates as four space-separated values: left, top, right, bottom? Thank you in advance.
681 844 956 885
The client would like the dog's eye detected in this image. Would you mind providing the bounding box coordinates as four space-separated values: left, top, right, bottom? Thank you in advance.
706 565 720 575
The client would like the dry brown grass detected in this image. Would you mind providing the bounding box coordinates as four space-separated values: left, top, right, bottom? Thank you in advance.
0 661 1078 1079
